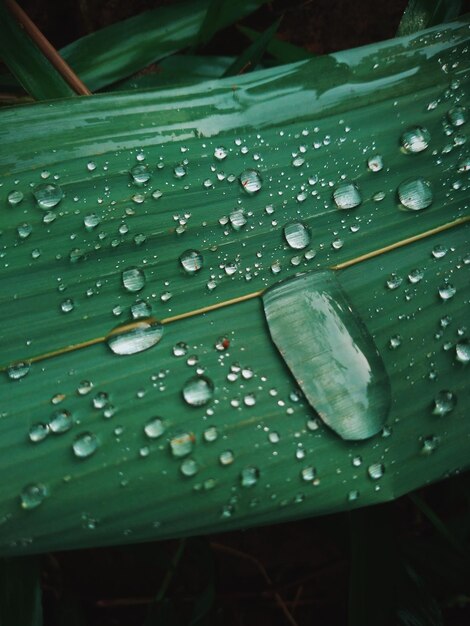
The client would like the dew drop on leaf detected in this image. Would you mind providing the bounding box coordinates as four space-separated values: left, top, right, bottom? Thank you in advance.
398 177 433 211
180 458 198 477
367 154 383 172
219 450 234 465
421 435 440 455
455 339 470 364
283 222 311 250
7 190 23 206
240 466 260 487
214 146 228 160
20 483 48 510
333 183 362 209
122 267 146 292
7 361 30 380
72 432 99 458
33 183 64 210
400 126 431 153
438 283 456 301
130 164 151 185
170 432 194 457
107 320 163 356
183 375 214 406
301 467 316 482
447 105 467 127
179 249 203 274
367 463 385 480
144 417 165 439
432 390 456 416
49 409 73 434
239 169 262 194
29 423 49 443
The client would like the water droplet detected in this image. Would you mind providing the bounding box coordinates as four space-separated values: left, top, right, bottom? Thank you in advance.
93 391 109 409
408 268 424 283
180 458 198 477
144 417 165 439
421 435 440 455
73 432 99 458
60 298 74 313
372 191 386 202
352 456 362 467
77 380 93 395
29 423 49 442
400 126 431 153
292 156 305 167
240 466 259 487
389 335 402 349
332 238 343 250
7 190 23 206
131 301 152 319
239 169 262 194
229 209 247 230
432 244 447 259
87 161 96 172
367 463 385 480
203 426 218 442
301 467 316 481
386 273 403 290
7 361 30 380
398 177 433 211
268 431 280 443
20 483 48 510
180 249 203 274
33 183 64 210
244 393 256 407
49 409 73 433
130 164 151 185
456 339 470 364
170 432 194 457
438 283 456 301
432 390 456 416
241 367 253 380
122 267 145 292
348 490 360 502
333 183 362 210
447 105 467 127
183 375 214 406
17 223 32 239
219 450 234 466
84 213 100 230
174 164 187 178
283 222 311 250
214 146 228 160
367 154 383 172
263 271 390 440
107 319 164 356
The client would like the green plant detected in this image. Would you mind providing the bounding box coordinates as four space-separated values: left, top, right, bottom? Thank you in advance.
0 1 469 623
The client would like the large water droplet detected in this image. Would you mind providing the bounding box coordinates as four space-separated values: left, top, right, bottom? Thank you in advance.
107 319 164 355
33 183 64 210
447 105 467 127
144 417 165 439
400 126 431 153
263 271 391 440
7 190 24 206
367 154 383 172
49 409 73 434
170 432 194 457
180 458 198 477
122 267 145 292
214 146 228 160
456 339 470 364
7 361 30 380
183 376 214 406
239 169 262 194
20 483 48 510
432 390 456 416
29 423 49 443
283 222 311 250
219 450 234 466
367 463 385 480
438 283 456 301
180 249 203 274
73 432 99 458
333 183 362 210
130 164 151 185
398 177 433 211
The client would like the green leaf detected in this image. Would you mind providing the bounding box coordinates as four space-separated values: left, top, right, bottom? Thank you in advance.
238 24 316 63
397 0 462 36
223 17 282 76
0 18 469 556
0 3 75 100
0 557 43 625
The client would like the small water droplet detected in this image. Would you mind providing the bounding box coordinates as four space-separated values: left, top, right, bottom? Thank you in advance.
455 339 470 364
122 267 145 292
180 458 198 477
432 390 456 416
49 409 73 433
240 466 259 487
130 164 151 185
386 273 403 290
170 432 194 457
367 154 383 172
73 432 99 458
84 213 100 230
77 380 93 395
214 146 228 160
244 393 256 407
301 466 316 481
447 105 467 127
60 298 74 313
107 319 164 356
180 249 203 274
283 222 311 250
7 190 24 206
408 268 424 283
87 161 96 172
292 156 305 167
438 283 456 301
183 376 214 406
239 169 262 194
421 435 440 455
174 164 187 178
400 126 431 153
33 183 64 210
432 244 447 259
173 342 188 357
367 463 385 480
144 417 165 439
348 490 360 502
398 177 433 211
131 301 152 319
29 423 49 443
17 223 32 239
20 483 48 510
218 449 236 467
7 361 30 380
229 209 247 230
333 183 362 210
389 335 402 349
203 426 218 442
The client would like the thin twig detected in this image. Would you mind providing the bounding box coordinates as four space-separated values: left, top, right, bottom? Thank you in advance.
4 0 91 95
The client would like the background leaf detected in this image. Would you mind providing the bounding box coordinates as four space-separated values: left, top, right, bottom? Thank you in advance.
0 556 43 625
397 0 463 36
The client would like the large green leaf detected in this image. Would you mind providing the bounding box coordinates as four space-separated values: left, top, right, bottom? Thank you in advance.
0 18 469 556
